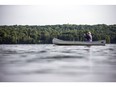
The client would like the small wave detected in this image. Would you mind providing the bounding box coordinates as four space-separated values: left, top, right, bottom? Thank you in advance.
20 50 48 54
0 49 48 55
0 50 18 54
108 48 115 51
60 50 79 54
39 50 47 53
46 55 84 59
13 55 85 64
60 50 72 53
2 69 53 75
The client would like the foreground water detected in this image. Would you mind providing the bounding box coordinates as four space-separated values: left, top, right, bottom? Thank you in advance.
0 44 116 82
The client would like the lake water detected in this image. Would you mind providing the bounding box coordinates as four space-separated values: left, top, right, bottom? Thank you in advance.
0 44 116 82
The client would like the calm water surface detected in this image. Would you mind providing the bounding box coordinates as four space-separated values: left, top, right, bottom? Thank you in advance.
0 44 116 82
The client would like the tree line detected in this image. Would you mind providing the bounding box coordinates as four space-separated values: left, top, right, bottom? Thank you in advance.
0 24 116 44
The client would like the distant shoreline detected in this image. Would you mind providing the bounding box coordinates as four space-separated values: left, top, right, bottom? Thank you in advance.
0 24 116 44
0 24 116 26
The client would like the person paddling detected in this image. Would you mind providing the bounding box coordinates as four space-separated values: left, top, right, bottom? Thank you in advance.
84 31 92 42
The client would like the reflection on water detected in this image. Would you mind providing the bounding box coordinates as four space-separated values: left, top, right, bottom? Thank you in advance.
0 44 116 82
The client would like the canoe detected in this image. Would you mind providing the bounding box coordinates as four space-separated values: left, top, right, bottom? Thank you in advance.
52 38 106 46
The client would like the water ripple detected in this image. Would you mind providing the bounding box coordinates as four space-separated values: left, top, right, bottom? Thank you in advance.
0 44 116 81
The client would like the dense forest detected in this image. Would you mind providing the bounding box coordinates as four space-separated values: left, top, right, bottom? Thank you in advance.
0 24 116 44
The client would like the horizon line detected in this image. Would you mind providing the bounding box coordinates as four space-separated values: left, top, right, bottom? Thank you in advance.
0 23 116 26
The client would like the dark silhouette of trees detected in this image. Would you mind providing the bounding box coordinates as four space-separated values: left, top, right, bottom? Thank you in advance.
0 24 116 44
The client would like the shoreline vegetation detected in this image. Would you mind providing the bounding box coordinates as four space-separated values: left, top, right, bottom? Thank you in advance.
0 24 116 44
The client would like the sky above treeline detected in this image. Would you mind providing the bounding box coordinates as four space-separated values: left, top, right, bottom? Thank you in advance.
0 5 116 25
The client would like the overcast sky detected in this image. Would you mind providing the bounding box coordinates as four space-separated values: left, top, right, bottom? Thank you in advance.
0 5 116 25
